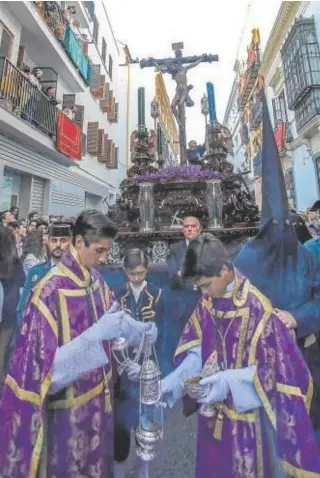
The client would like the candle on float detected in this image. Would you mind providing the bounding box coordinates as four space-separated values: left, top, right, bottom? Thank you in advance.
206 82 216 122
138 87 146 126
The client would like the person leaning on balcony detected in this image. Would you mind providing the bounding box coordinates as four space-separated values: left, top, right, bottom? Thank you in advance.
64 5 76 24
22 67 43 124
44 1 65 41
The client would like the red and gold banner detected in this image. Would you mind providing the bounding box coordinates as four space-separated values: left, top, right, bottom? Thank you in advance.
56 110 82 160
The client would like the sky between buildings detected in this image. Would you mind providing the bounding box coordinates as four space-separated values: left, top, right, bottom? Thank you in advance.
107 0 282 144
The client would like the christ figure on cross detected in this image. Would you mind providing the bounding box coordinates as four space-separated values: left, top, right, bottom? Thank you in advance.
154 53 204 128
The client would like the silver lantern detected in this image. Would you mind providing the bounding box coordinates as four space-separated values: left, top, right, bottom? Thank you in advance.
136 426 161 461
140 359 161 406
138 182 155 232
111 337 130 375
206 179 223 228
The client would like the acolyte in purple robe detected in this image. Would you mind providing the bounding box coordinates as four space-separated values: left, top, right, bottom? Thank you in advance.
175 269 320 478
0 245 114 478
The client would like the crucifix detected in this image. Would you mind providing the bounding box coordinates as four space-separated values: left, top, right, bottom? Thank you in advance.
140 43 219 164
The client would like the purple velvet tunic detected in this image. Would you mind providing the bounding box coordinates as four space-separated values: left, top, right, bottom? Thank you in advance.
0 246 114 478
175 269 320 478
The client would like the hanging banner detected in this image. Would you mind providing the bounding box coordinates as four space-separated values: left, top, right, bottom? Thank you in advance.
56 110 82 160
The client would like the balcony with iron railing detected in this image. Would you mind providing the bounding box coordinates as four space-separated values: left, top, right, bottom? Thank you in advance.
0 57 57 137
237 49 261 112
294 87 320 132
6 1 91 92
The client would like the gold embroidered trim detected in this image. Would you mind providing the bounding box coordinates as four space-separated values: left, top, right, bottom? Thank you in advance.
30 370 52 476
31 293 58 338
30 424 44 478
48 380 105 410
276 381 314 413
255 409 264 478
306 372 314 413
174 339 201 357
5 375 40 406
279 459 320 478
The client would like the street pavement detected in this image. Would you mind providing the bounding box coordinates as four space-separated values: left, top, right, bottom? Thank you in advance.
128 403 197 477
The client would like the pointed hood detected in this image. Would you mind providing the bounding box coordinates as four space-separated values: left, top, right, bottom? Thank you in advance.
234 91 304 310
260 91 290 227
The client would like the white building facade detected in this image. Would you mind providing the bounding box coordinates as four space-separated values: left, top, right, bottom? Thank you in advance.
225 1 320 211
261 1 320 211
0 1 125 218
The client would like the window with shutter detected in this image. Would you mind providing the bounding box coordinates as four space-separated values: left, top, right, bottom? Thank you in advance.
93 15 99 43
102 133 109 162
92 75 105 100
17 45 25 68
102 37 107 65
87 121 99 155
97 129 105 160
90 64 101 93
106 139 113 167
107 91 114 120
110 142 117 169
62 94 76 110
114 147 119 169
106 142 117 169
108 55 113 80
100 83 110 112
114 103 119 123
110 102 118 123
74 105 84 129
278 90 288 122
82 133 87 156
272 98 281 125
0 22 13 59
272 91 288 125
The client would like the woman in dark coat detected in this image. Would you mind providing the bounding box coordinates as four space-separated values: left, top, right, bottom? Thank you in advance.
0 226 25 384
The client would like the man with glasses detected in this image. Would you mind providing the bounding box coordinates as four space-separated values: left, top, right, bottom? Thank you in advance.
167 216 202 332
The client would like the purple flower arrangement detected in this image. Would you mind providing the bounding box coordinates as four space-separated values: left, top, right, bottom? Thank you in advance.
130 165 224 184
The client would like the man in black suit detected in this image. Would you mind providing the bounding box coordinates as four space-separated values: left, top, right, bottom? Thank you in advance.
167 216 202 331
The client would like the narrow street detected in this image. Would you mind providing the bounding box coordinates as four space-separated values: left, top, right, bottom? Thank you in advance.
128 404 197 477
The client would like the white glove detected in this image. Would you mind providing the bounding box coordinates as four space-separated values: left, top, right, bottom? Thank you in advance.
198 373 230 404
161 372 178 395
86 302 125 341
127 361 141 382
198 366 257 407
122 313 150 335
145 322 158 344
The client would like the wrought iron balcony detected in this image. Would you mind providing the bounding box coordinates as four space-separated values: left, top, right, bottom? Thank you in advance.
295 87 320 132
281 17 320 110
0 57 57 137
237 50 261 112
32 1 91 84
